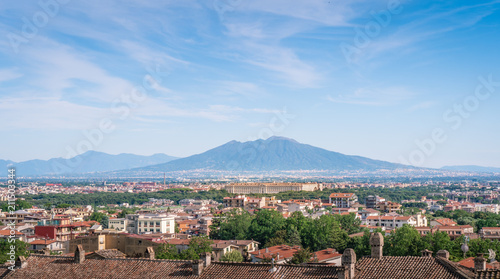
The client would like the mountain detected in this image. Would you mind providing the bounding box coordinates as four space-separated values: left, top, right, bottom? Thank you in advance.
137 136 408 173
4 151 178 176
441 165 500 173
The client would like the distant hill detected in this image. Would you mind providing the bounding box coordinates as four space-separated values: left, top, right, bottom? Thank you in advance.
441 165 500 173
3 151 178 176
137 136 408 172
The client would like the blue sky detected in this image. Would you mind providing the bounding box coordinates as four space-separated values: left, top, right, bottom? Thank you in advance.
1 0 500 168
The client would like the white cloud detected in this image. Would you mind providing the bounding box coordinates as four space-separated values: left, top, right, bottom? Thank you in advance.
327 86 414 106
0 68 23 83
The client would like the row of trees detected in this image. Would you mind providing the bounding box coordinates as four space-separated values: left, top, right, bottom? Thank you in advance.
20 188 229 207
10 185 451 208
209 209 500 262
209 209 361 252
349 225 500 261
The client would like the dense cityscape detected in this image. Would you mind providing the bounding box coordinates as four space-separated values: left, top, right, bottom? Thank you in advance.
1 178 500 278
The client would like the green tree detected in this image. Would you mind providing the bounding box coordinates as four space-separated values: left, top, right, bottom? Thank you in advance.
286 225 302 246
385 225 426 256
334 213 361 234
422 231 452 253
101 215 109 229
248 210 285 246
329 227 349 252
89 212 107 223
347 231 372 257
156 243 180 260
0 199 33 212
117 208 135 218
210 209 252 240
0 239 29 264
289 248 313 264
220 250 244 262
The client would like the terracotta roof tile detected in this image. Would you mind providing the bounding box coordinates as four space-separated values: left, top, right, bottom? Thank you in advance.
355 256 476 279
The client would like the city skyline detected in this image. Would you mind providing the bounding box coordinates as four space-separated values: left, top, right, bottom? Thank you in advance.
1 1 500 168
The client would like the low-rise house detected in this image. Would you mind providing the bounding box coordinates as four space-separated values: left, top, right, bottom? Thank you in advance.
250 245 301 263
28 239 64 252
434 225 474 240
0 230 25 242
431 218 457 227
480 227 500 240
359 209 380 220
212 240 259 261
313 248 342 265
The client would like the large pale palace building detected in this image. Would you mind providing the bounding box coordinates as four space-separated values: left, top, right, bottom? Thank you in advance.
224 182 323 194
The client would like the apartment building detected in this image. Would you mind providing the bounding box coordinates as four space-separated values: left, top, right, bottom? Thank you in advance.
376 201 402 213
125 213 175 234
329 193 358 208
108 218 127 232
366 216 417 229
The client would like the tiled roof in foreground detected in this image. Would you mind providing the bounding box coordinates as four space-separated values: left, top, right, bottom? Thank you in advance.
1 255 196 279
0 255 342 279
355 256 476 279
201 262 341 279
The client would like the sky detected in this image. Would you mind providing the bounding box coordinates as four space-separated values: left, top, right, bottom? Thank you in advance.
1 0 500 168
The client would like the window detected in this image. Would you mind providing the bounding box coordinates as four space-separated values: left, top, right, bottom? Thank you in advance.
156 222 160 226
150 222 154 226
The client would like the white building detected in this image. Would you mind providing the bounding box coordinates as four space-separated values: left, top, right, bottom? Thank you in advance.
329 193 358 208
365 215 417 229
126 214 175 234
108 218 127 232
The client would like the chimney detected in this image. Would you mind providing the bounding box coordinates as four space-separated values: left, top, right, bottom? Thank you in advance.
192 259 204 276
340 248 356 279
474 254 487 271
369 233 384 259
436 250 450 260
74 245 85 264
202 252 211 267
421 249 433 257
15 256 27 269
266 248 269 253
144 247 155 260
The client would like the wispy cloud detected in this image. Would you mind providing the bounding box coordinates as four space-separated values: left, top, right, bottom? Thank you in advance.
408 101 436 112
327 86 414 106
0 68 23 83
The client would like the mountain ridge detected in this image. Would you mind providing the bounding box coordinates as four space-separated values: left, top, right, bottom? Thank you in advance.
0 151 178 176
134 136 410 173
